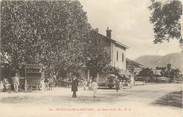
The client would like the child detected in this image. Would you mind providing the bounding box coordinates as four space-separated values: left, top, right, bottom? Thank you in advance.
48 78 55 90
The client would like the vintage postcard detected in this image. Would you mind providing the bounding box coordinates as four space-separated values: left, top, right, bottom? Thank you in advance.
0 0 182 117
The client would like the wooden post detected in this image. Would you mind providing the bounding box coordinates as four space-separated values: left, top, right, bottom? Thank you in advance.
87 69 90 81
24 66 27 92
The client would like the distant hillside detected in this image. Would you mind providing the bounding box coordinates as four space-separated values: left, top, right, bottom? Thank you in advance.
136 53 183 72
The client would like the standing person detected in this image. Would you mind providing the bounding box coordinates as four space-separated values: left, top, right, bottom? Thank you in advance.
88 78 92 90
3 78 11 92
71 76 78 98
0 81 4 92
129 75 135 88
114 77 120 92
48 78 55 90
91 79 98 98
12 73 20 92
39 78 45 91
44 78 49 90
119 80 123 89
82 79 87 91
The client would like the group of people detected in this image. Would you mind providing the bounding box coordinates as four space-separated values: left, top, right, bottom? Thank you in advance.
71 76 98 98
71 76 135 98
114 77 133 92
39 77 55 91
0 73 20 93
0 72 135 99
72 75 135 98
0 73 56 92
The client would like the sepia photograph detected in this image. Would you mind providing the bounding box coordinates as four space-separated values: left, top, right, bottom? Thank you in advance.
0 0 183 117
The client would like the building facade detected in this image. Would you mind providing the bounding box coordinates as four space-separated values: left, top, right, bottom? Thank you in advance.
110 40 127 72
90 27 128 74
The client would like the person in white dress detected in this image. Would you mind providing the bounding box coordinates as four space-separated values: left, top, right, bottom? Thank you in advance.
83 79 87 91
129 74 135 88
0 81 3 92
88 79 92 90
91 79 98 98
40 78 45 91
12 73 20 92
3 78 11 92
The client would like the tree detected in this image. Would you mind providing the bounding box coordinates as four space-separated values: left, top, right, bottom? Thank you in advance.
156 64 182 82
39 0 91 77
164 64 181 81
139 68 154 82
171 68 181 80
1 1 90 77
149 0 182 43
156 66 166 76
84 30 111 76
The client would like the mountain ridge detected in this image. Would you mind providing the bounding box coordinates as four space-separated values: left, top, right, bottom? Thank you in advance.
135 53 183 72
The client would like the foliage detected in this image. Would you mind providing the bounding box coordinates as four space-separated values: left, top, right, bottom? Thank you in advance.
1 1 90 77
156 64 182 81
102 65 120 75
84 31 111 75
149 0 182 43
164 64 181 81
138 68 154 82
139 68 154 77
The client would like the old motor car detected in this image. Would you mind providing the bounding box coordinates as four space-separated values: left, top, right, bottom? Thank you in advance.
97 74 117 89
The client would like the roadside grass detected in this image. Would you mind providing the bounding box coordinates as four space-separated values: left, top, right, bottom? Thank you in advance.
153 91 182 108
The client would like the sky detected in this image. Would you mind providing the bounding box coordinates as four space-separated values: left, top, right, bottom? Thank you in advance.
79 0 182 60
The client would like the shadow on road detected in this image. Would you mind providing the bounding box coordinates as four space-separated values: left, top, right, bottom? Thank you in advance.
152 91 182 108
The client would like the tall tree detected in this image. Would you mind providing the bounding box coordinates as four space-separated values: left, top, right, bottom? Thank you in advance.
1 1 90 76
149 0 182 43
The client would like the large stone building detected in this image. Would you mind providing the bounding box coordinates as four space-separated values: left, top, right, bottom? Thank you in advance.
88 27 128 81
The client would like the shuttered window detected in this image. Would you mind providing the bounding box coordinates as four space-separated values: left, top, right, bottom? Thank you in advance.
122 52 124 62
116 51 118 61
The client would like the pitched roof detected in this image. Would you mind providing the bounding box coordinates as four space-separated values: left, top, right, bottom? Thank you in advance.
90 30 128 49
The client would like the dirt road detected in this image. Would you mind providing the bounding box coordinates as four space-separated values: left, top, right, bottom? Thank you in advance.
0 83 182 117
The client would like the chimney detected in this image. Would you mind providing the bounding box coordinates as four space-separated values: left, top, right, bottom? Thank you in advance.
106 27 112 39
94 28 99 33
